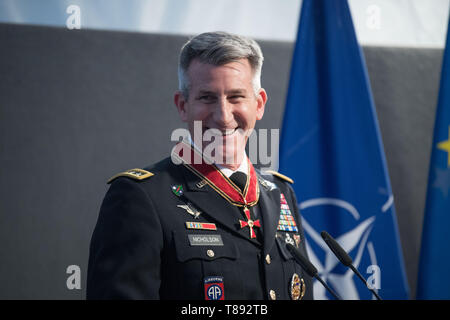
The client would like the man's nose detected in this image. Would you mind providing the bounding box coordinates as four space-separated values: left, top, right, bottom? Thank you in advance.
213 98 234 125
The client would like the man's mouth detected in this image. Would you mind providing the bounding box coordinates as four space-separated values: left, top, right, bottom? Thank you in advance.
205 127 239 136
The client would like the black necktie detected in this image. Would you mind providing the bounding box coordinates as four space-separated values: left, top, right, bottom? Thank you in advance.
230 172 262 243
229 172 247 193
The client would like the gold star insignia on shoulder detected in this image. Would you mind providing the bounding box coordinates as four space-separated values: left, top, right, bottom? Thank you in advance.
107 168 154 184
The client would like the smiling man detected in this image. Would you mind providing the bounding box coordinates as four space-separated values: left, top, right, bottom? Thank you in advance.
174 44 266 168
87 32 313 300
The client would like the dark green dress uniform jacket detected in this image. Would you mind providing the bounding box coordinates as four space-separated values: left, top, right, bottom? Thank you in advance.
87 157 314 300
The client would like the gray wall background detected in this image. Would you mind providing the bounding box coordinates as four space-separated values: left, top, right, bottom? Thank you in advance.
0 23 442 299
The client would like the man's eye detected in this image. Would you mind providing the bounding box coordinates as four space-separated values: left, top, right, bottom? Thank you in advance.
199 95 215 101
229 95 245 101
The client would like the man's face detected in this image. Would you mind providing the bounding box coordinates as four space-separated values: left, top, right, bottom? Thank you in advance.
175 58 267 168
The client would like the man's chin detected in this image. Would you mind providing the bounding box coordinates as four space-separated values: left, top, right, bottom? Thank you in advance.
204 147 245 166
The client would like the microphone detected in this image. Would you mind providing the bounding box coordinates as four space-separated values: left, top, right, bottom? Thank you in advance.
320 231 382 300
286 243 341 300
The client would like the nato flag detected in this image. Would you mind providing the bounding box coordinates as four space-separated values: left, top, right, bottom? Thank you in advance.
279 0 409 299
417 14 450 299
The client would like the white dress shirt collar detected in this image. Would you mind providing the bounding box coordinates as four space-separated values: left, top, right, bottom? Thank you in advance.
186 134 249 178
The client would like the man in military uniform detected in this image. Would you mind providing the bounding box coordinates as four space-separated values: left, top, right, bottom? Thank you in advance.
87 32 314 300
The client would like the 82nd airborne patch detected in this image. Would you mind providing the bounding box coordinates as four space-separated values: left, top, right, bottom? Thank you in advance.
204 276 225 300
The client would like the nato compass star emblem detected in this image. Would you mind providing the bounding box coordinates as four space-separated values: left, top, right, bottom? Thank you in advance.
299 198 383 300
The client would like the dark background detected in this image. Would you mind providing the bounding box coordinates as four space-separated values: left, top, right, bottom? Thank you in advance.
0 23 442 299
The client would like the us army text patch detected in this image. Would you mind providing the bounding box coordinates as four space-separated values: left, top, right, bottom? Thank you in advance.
188 234 224 246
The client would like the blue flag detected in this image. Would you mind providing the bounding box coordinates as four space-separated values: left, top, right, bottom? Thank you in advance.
417 16 450 300
279 0 409 299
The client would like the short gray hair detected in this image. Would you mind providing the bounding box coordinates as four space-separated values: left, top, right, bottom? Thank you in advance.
178 31 264 99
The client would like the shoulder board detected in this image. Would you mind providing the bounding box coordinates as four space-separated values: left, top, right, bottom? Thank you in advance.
265 170 294 184
107 168 154 184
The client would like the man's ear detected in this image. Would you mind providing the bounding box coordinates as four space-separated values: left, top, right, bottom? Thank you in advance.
174 91 188 122
255 88 268 121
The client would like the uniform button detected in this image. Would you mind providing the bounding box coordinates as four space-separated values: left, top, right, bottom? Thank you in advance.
269 290 276 300
206 249 215 258
265 254 271 264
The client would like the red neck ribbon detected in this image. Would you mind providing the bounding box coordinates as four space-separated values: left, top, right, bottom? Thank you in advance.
173 141 259 207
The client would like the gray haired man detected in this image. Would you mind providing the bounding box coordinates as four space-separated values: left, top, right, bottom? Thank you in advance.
87 31 313 300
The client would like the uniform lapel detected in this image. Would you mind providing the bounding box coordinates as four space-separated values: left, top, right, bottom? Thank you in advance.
257 175 281 256
179 164 261 246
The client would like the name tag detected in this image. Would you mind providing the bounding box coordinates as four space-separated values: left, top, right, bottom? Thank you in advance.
188 234 224 246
